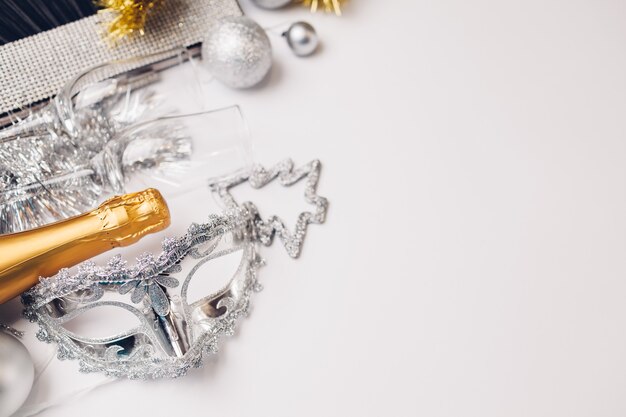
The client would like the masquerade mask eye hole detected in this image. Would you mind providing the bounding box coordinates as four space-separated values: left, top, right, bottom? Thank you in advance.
60 304 142 340
185 248 244 306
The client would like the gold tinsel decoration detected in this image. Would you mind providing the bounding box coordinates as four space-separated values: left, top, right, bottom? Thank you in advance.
98 0 163 39
302 0 345 16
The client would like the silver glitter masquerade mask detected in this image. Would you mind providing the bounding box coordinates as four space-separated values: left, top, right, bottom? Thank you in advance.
22 159 328 379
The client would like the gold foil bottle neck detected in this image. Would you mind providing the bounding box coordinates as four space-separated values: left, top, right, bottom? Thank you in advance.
0 188 170 303
96 188 171 246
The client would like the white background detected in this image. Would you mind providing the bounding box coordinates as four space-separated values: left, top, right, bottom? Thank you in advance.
6 0 626 415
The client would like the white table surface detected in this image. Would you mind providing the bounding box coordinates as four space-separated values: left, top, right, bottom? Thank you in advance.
4 0 626 416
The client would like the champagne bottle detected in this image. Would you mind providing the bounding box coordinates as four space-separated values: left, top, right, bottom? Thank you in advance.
0 188 170 303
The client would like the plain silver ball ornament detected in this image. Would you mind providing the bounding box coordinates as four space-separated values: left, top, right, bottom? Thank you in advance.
283 22 319 57
201 16 273 89
0 332 34 417
251 0 292 9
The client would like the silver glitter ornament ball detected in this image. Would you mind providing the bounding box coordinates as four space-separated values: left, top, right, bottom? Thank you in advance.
251 0 292 9
0 332 34 416
283 22 319 57
202 16 273 89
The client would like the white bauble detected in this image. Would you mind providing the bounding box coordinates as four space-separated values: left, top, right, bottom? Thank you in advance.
0 332 34 417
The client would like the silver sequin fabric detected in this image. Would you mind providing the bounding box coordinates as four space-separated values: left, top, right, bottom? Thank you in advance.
0 0 242 115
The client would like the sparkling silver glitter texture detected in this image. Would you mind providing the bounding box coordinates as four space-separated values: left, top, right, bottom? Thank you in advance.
0 0 242 115
283 22 319 57
0 74 192 235
251 0 293 9
23 159 328 380
201 16 273 88
211 159 328 258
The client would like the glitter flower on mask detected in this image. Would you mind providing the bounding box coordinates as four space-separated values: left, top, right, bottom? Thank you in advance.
119 273 179 316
